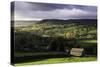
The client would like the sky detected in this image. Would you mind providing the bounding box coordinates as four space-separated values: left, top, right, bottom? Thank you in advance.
11 1 97 21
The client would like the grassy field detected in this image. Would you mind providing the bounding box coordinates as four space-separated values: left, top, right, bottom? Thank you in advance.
79 40 97 43
13 19 97 66
15 57 97 66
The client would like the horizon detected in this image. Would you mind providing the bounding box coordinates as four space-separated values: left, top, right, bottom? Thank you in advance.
12 18 97 22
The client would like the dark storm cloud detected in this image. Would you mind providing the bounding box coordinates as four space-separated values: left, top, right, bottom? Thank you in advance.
11 1 97 20
14 1 97 11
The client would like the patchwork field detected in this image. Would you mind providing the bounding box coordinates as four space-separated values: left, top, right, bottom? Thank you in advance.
12 19 97 65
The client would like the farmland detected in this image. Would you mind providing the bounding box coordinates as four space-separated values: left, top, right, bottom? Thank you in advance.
12 19 97 65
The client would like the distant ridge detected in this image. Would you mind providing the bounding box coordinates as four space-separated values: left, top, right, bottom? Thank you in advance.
38 19 97 25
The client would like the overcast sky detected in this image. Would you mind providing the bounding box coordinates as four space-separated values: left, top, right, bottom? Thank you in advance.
11 1 97 21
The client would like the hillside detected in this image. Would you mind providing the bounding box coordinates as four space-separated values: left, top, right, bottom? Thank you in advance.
38 19 97 25
14 19 97 53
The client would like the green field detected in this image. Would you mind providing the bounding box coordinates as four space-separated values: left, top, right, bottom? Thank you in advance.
13 19 97 66
15 57 96 66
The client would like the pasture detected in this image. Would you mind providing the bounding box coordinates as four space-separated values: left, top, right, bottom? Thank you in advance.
12 19 97 65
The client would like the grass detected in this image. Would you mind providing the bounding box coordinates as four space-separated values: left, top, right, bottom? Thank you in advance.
15 57 97 66
14 21 97 66
79 40 97 43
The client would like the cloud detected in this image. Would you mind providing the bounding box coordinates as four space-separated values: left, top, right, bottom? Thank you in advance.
12 1 97 20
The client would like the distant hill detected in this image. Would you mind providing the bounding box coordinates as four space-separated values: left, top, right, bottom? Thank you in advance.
38 19 97 25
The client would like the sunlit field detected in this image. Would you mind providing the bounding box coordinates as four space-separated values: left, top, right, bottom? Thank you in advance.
15 57 96 66
12 19 97 66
